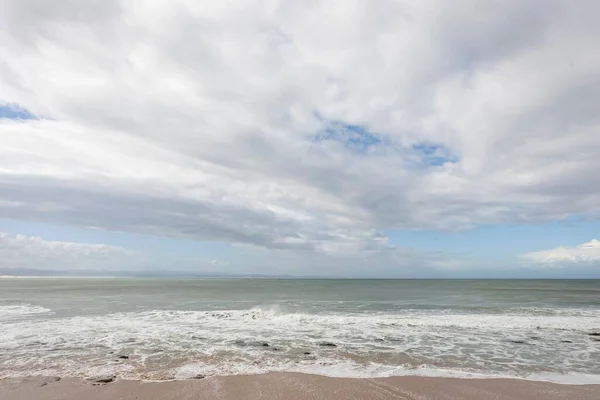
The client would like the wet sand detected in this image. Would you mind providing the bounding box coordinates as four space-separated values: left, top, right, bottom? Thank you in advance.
1 373 599 400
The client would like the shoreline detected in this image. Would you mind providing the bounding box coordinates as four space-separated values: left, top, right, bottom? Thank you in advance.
4 367 600 386
4 361 600 386
2 373 600 400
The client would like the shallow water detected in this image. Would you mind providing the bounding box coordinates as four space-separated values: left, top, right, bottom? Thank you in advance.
1 278 599 383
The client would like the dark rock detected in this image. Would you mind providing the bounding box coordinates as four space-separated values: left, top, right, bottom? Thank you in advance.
510 340 526 344
244 341 270 347
108 351 114 354
318 342 337 347
89 375 116 384
117 355 129 359
588 332 600 337
272 347 280 351
374 338 384 342
191 374 206 379
303 352 311 355
561 340 573 343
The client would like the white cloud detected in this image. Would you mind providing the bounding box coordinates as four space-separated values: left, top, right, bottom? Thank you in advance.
0 0 599 263
0 232 137 271
521 239 600 264
0 230 460 277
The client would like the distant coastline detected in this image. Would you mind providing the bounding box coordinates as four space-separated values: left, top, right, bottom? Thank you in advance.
1 272 599 280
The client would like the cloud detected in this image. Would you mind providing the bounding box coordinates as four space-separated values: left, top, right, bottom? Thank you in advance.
521 239 600 265
224 243 466 278
0 0 599 261
0 232 137 271
0 230 460 277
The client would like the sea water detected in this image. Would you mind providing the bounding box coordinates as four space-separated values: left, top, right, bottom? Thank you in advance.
1 278 599 383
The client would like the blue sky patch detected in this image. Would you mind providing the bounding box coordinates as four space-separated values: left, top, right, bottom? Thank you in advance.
411 143 458 166
0 103 37 120
313 120 386 152
313 119 459 168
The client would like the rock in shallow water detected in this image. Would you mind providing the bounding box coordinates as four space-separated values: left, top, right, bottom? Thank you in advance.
318 342 337 347
236 341 272 347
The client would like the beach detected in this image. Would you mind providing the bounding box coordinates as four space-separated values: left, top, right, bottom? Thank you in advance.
2 373 600 400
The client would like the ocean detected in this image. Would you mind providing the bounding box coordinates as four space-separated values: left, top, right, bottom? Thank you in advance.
1 278 599 383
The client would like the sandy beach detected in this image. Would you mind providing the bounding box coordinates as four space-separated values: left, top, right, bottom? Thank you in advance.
2 373 599 400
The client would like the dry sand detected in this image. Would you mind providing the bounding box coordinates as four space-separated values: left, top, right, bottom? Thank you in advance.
2 373 599 400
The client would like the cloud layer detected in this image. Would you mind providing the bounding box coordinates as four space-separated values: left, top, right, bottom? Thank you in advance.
1 0 600 261
0 232 136 271
521 239 600 264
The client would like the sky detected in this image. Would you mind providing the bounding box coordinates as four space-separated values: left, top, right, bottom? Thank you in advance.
1 0 600 278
